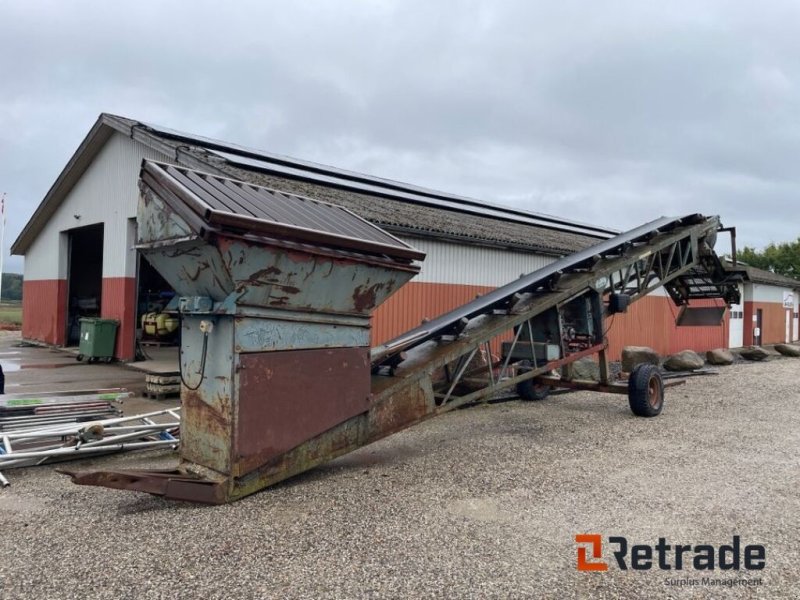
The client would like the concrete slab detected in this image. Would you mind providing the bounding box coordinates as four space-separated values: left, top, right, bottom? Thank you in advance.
128 345 179 374
0 332 171 416
127 360 180 375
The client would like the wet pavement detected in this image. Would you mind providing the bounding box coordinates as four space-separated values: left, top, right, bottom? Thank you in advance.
0 332 167 414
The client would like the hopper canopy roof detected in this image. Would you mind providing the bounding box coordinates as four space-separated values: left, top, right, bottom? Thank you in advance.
139 160 425 263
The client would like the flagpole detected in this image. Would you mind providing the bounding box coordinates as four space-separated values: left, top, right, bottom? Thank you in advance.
0 193 5 303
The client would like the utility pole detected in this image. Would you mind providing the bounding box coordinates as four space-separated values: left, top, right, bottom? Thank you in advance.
0 193 5 303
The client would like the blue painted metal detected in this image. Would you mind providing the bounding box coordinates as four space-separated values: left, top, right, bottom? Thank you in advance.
234 319 369 353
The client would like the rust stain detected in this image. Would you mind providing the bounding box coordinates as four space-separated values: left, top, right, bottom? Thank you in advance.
269 295 291 306
167 247 204 258
352 282 387 312
184 392 227 429
182 259 211 282
182 389 230 462
369 384 429 441
248 266 283 279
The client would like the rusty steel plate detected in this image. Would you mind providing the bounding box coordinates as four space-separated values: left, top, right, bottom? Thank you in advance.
235 347 371 476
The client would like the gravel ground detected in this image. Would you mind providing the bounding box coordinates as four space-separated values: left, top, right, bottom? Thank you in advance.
1 356 799 599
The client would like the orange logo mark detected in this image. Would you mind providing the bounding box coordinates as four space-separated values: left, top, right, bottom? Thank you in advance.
576 534 609 571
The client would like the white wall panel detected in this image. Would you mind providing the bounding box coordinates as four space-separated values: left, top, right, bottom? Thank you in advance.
728 283 744 348
24 133 170 280
397 236 554 287
396 235 677 297
749 283 793 304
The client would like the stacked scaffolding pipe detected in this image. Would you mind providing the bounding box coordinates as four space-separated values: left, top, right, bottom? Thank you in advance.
0 407 180 486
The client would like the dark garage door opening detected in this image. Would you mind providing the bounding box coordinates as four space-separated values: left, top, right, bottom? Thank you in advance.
136 254 178 347
66 223 104 345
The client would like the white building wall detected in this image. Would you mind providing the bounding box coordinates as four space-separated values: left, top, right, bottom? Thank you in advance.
397 236 554 287
396 235 678 299
24 133 170 280
748 283 792 304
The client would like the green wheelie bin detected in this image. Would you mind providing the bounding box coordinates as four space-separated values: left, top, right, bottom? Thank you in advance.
77 318 119 363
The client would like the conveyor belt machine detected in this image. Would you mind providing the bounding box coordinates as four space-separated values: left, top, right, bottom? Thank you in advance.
64 161 742 503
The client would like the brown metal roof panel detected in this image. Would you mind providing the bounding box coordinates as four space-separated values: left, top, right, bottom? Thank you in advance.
166 165 241 215
140 161 425 261
203 176 268 219
183 168 258 217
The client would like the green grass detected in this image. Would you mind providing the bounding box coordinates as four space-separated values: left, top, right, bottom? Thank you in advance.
0 302 22 325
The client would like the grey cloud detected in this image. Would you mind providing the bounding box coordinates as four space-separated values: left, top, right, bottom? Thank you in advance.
2 0 799 273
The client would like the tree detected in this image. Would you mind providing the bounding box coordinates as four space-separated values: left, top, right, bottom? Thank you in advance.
738 239 800 278
1 273 22 302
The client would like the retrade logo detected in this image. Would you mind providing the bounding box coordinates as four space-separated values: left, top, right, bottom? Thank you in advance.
575 535 765 572
575 534 608 571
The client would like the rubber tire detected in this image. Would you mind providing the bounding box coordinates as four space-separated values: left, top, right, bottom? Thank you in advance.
516 361 551 401
628 363 664 417
76 355 84 362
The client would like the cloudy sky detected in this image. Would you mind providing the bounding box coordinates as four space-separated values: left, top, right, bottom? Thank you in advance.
1 0 799 273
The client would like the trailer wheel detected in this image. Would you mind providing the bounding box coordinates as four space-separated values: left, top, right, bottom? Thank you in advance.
628 364 664 417
516 362 550 401
518 379 550 401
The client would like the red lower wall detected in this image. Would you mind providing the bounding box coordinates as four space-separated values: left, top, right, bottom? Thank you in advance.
743 301 789 346
372 282 728 361
21 277 731 363
606 297 728 358
372 281 494 347
22 279 68 346
101 277 137 361
22 277 137 361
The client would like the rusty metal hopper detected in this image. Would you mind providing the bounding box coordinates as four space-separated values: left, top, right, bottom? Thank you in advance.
65 161 424 503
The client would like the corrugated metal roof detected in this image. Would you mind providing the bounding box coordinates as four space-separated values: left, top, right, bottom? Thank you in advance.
199 158 600 256
204 150 616 240
12 113 613 257
139 161 425 262
138 120 617 240
724 260 800 289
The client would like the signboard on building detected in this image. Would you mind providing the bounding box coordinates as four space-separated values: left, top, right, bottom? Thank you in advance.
783 291 794 309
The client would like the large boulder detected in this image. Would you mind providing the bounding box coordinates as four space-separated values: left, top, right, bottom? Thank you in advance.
737 346 770 361
775 344 800 357
621 346 660 373
570 357 600 381
706 348 735 366
663 349 705 372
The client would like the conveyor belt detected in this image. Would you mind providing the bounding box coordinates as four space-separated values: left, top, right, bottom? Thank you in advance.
372 214 740 370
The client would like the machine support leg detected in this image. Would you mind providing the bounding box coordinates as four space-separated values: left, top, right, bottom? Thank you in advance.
598 348 610 385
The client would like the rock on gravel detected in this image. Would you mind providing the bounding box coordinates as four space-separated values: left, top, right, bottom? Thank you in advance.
621 345 660 372
738 345 770 361
662 349 705 371
775 343 800 357
706 348 735 365
570 357 600 381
